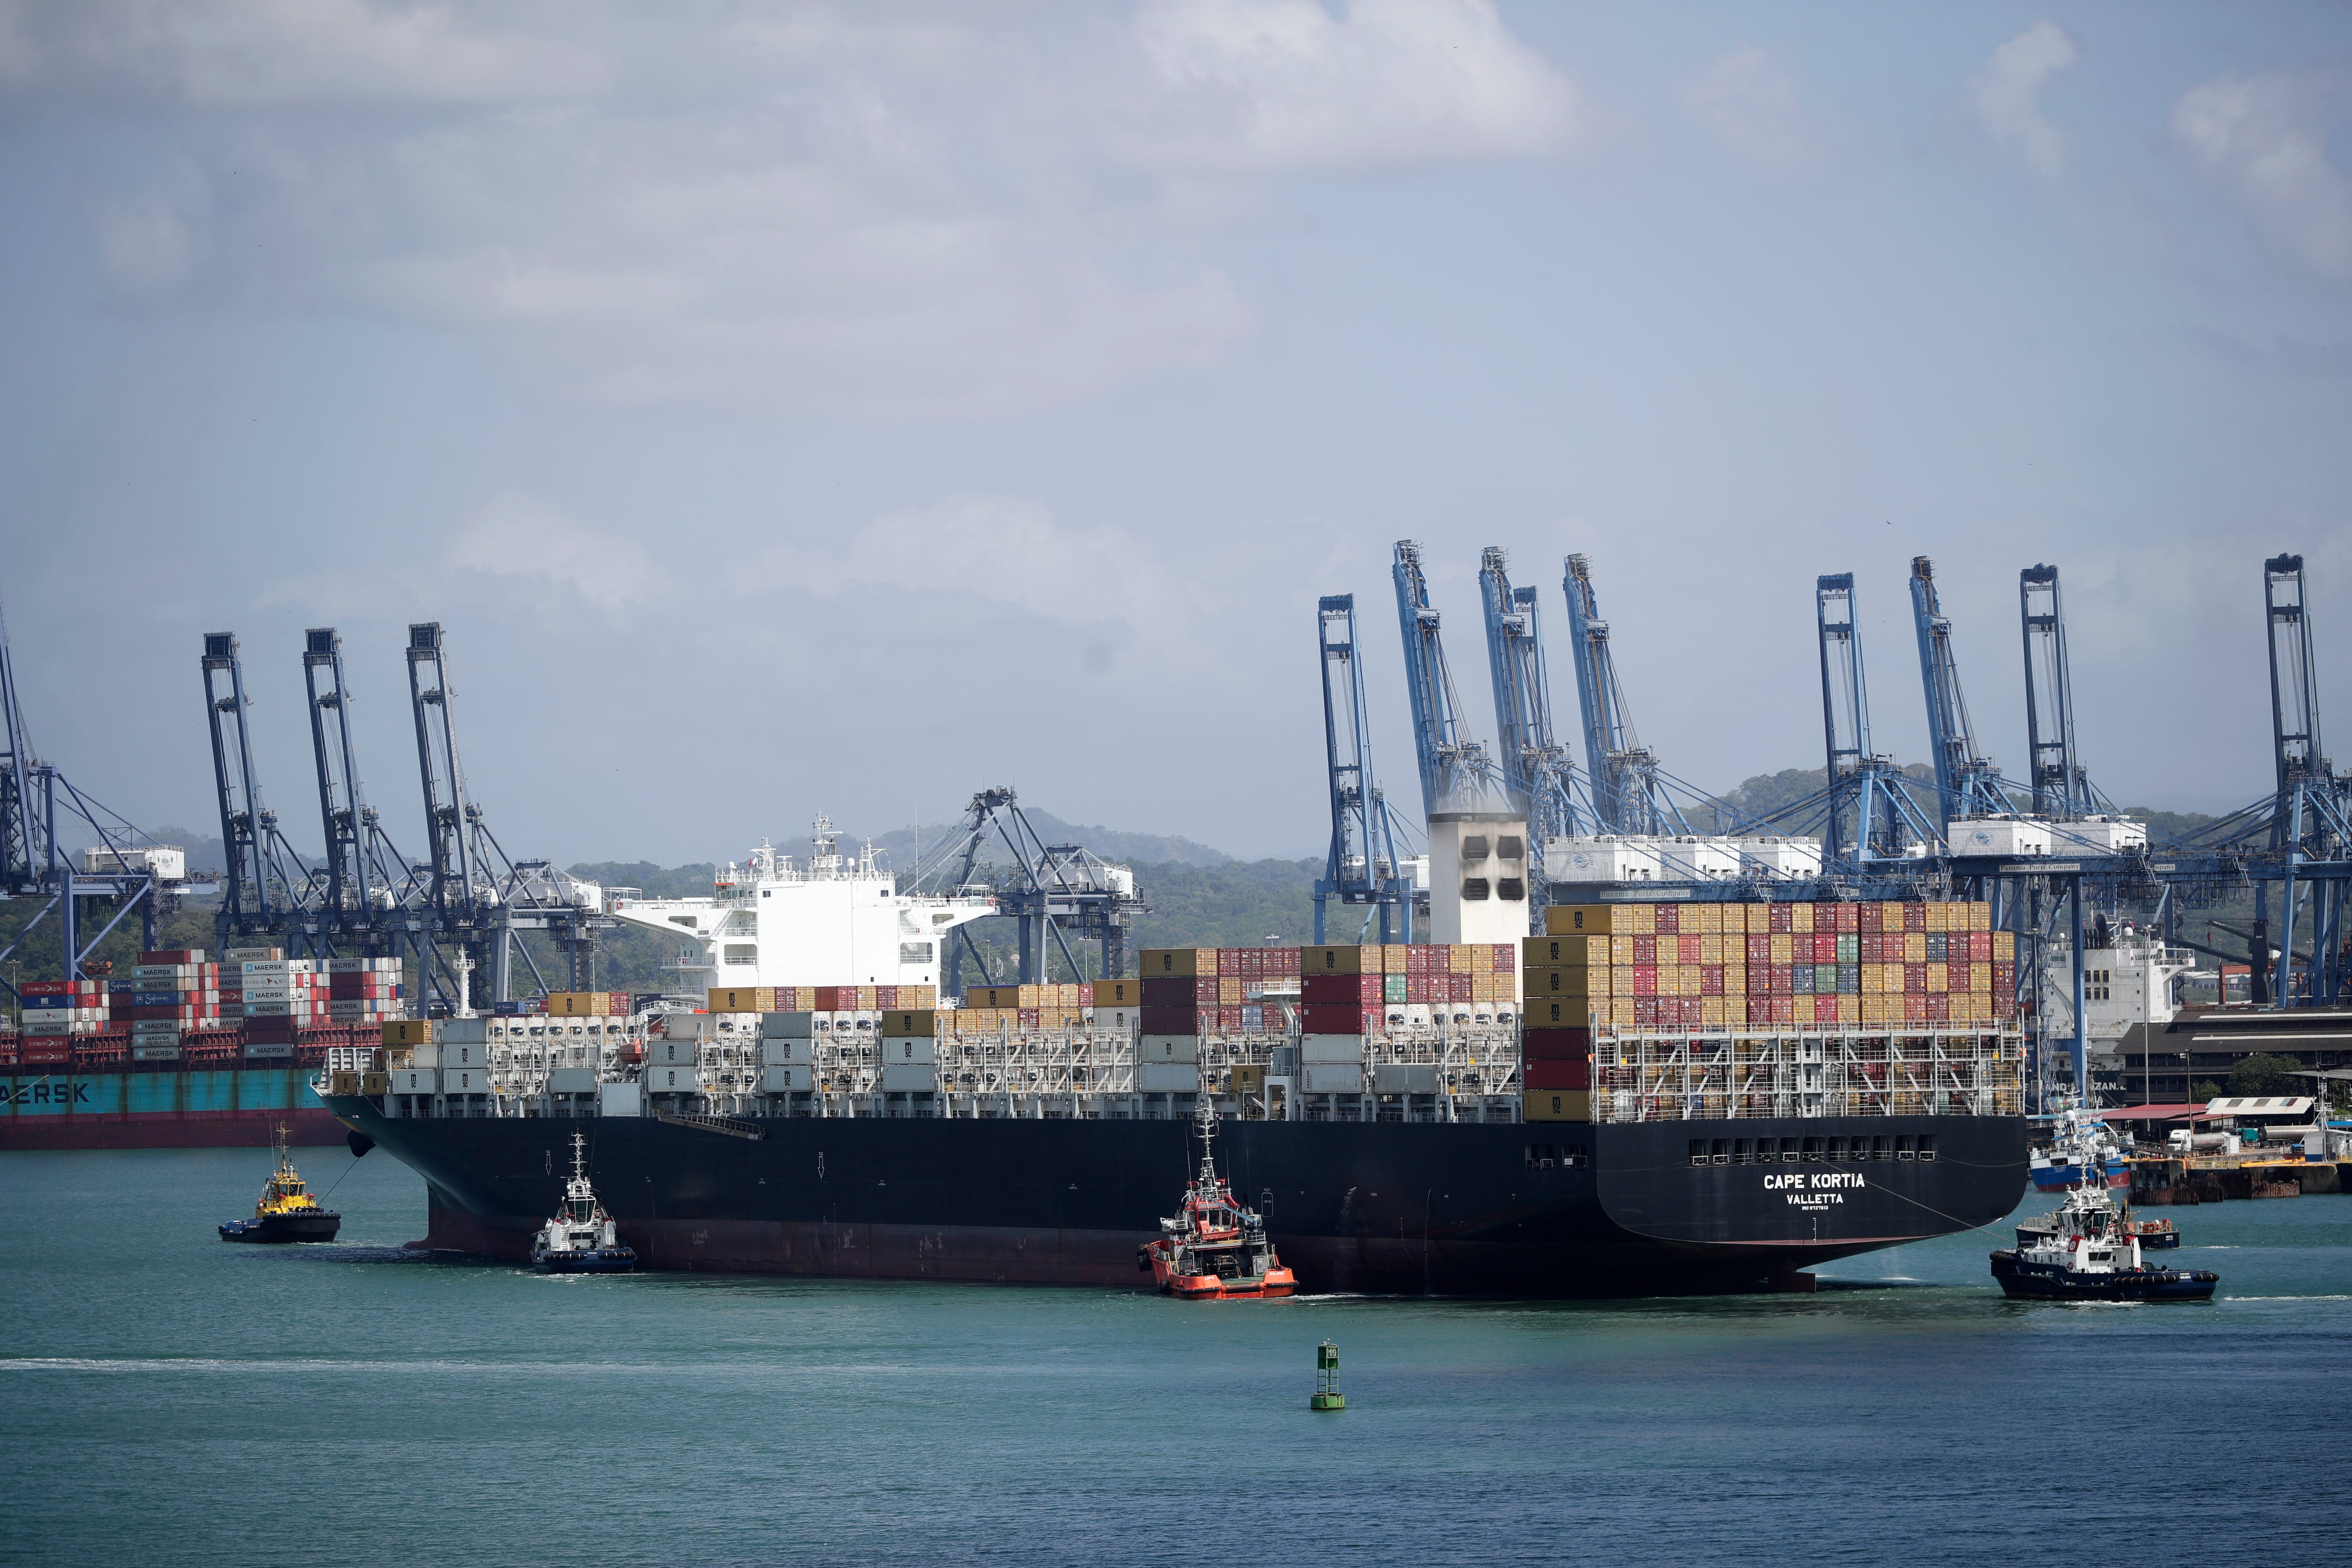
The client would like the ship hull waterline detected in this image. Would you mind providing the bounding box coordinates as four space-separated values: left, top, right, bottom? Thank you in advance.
327 1098 2029 1298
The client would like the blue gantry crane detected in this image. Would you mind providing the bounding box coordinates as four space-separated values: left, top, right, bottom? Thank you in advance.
1909 557 2022 833
1560 554 1686 836
2018 565 2117 820
1391 541 1506 820
1816 573 1939 863
1313 594 1415 943
201 631 317 951
1478 548 1582 879
2259 554 2350 1007
0 605 191 995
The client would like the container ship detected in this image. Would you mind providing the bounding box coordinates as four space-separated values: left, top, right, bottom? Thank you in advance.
314 896 2031 1297
0 823 993 1151
0 947 402 1150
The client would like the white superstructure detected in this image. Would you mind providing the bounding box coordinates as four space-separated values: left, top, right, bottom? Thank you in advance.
2041 925 2196 1053
604 817 995 992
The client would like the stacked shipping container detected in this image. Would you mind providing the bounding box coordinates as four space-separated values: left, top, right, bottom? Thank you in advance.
1521 901 2016 1032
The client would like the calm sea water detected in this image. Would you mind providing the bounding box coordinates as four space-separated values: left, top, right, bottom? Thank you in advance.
4 1146 2349 1567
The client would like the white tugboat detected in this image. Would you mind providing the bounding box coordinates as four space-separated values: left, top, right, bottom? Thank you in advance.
532 1132 637 1274
1992 1116 2215 1303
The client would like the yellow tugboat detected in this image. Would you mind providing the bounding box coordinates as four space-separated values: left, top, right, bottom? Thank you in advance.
219 1124 342 1244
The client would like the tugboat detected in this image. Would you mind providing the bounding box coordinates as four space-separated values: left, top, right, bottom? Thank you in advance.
532 1132 637 1274
1993 1118 2216 1303
218 1125 342 1243
1138 1099 1295 1299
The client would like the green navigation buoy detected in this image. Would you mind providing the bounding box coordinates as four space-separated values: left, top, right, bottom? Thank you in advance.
1311 1340 1344 1410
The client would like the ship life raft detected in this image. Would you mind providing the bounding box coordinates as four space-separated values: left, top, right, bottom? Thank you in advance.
1139 1101 1294 1299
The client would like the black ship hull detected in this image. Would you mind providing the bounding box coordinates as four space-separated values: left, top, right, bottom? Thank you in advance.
327 1098 2028 1297
218 1211 342 1244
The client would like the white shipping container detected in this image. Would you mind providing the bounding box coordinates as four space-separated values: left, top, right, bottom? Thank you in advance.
389 1067 436 1094
759 1037 810 1067
439 1017 488 1044
131 1043 182 1062
1139 1034 1199 1064
761 1011 816 1039
880 1064 936 1092
443 1068 485 1095
326 958 370 974
646 1037 695 1067
761 1064 811 1093
883 1037 936 1065
1136 1062 1200 1093
1300 1033 1367 1064
1544 836 1663 883
1092 1006 1138 1034
1373 1064 1441 1094
1301 1063 1363 1094
2051 817 2148 854
546 1068 598 1095
18 1014 73 1035
599 1082 643 1117
1949 817 2053 857
644 1066 696 1094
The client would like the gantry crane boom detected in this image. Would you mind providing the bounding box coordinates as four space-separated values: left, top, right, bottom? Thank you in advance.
1392 541 1503 819
1478 548 1579 863
1908 556 2018 832
1560 554 1684 836
1315 594 1412 942
303 627 379 940
1817 574 1936 862
2018 565 2113 818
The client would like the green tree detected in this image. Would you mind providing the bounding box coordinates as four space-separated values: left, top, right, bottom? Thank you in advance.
2225 1053 2302 1098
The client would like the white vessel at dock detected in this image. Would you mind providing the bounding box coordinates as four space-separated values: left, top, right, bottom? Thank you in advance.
604 818 996 993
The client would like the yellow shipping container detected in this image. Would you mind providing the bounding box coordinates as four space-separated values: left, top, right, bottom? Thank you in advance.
1092 978 1143 1006
1789 902 1814 934
1525 1090 1592 1122
882 1010 936 1037
1379 944 1408 974
1218 978 1242 1005
1724 963 1747 994
1524 965 1605 998
1142 947 1219 977
1470 947 1495 972
1692 904 1723 934
1970 901 1993 931
1769 933 1794 964
1526 997 1596 1029
1993 930 2016 961
1448 944 1472 974
1611 965 1635 997
1926 962 1949 994
1301 945 1372 975
1545 904 1650 936
1525 934 1609 967
902 985 938 1007
1969 964 1992 994
1699 996 1727 1027
1607 997 1637 1028
383 1019 431 1046
1900 932 1925 963
544 991 611 1017
707 987 771 1015
965 985 1022 1010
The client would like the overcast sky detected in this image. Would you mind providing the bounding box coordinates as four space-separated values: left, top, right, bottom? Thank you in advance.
2 1 2347 868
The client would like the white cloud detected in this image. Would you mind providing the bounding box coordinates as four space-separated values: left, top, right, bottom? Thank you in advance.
1969 21 2077 182
445 490 666 609
2173 72 2352 283
0 0 1576 416
93 191 195 294
813 494 1168 631
1131 0 1581 170
1677 46 1818 176
0 0 600 104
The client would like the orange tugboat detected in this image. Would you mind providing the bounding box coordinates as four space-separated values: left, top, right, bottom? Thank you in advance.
1140 1099 1295 1299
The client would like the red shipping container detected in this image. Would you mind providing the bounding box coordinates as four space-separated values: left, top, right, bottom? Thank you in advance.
1905 963 1927 994
1492 943 1516 970
1303 972 1383 1005
1829 904 1858 932
1631 935 1656 964
1994 991 2017 1019
1239 949 1263 979
1141 976 1218 1007
1523 1057 1590 1091
1446 975 1470 1002
1520 1025 1590 1059
140 949 200 964
1140 1005 1205 1035
1746 934 1770 962
1630 966 1657 997
1770 995 1795 1024
1766 903 1791 932
1632 997 1658 1027
1301 1004 1382 1036
21 980 72 996
1903 902 1926 931
1766 964 1790 995
1700 964 1724 995
1925 994 1950 1022
21 1042 73 1064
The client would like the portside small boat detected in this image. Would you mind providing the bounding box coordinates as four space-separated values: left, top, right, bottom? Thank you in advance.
1139 1099 1294 1299
532 1131 636 1274
219 1125 342 1244
1994 1117 2214 1303
2027 1106 2130 1193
